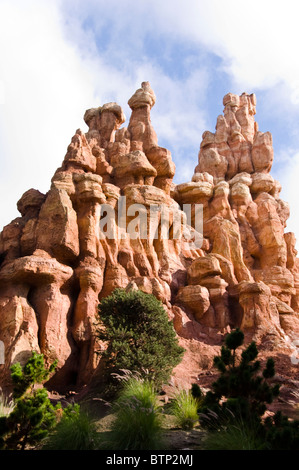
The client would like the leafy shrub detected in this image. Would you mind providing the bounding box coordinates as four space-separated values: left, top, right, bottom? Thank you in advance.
44 403 101 450
97 288 184 391
170 389 199 430
104 375 164 450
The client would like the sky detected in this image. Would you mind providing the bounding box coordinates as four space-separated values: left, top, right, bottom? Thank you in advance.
1 0 299 248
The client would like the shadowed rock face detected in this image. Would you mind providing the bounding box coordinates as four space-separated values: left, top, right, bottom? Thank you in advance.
1 84 299 392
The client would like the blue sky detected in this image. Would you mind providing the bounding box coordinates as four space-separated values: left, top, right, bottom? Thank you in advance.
1 0 299 245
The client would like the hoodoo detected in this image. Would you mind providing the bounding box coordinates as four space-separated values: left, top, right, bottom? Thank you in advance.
0 83 298 391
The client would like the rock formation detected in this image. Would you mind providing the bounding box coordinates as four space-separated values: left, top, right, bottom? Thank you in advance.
1 83 299 391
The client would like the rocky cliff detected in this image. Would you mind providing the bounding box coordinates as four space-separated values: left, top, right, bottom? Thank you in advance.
1 82 298 391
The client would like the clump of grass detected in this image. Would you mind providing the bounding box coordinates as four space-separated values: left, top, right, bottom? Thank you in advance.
201 424 265 450
0 388 14 417
170 389 199 430
43 403 101 450
200 410 265 450
105 375 164 450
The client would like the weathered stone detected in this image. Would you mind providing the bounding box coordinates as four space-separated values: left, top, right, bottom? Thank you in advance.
175 181 213 204
252 131 274 173
196 147 228 179
17 189 46 218
36 188 80 263
112 150 157 188
63 129 97 172
84 102 126 150
0 84 298 393
279 313 299 342
251 172 274 195
175 285 210 326
228 172 252 187
238 281 284 341
128 81 156 110
187 254 222 284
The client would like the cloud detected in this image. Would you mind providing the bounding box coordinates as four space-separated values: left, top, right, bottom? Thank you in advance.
0 0 98 228
272 148 299 246
0 0 211 230
0 0 299 246
146 0 299 91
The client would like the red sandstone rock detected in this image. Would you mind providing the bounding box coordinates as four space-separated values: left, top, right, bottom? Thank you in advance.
0 84 298 392
175 285 210 321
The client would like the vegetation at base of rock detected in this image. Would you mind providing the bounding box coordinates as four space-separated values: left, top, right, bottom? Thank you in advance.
96 288 184 391
0 352 58 450
102 375 164 450
201 415 265 450
199 328 280 426
191 383 203 400
170 389 199 430
263 410 299 450
198 328 299 450
43 403 100 450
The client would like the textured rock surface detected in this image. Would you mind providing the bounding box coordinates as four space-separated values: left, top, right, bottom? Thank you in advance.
0 85 298 391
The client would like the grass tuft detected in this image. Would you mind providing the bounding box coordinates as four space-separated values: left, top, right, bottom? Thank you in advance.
170 389 199 430
200 410 265 450
0 388 14 417
103 377 164 450
43 403 101 450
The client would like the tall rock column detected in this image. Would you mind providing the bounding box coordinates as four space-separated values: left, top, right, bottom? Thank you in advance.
128 82 175 194
71 173 106 384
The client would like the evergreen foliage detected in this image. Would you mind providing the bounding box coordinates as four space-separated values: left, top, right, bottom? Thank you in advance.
198 329 299 450
191 383 202 399
10 351 57 398
97 288 184 390
0 352 58 450
199 328 280 427
263 410 299 450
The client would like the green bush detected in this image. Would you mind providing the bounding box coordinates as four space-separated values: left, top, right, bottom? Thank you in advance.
170 389 199 430
97 288 184 391
191 383 203 400
44 403 101 450
10 351 57 398
199 328 280 429
263 410 299 450
0 352 58 450
104 375 164 450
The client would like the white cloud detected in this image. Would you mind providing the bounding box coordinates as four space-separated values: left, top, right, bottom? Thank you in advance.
0 0 211 230
148 0 299 92
1 0 299 249
0 0 97 229
272 148 299 246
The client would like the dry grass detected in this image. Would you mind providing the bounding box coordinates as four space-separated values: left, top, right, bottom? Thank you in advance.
0 388 14 417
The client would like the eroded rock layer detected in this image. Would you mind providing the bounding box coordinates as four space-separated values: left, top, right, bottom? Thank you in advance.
1 83 298 391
